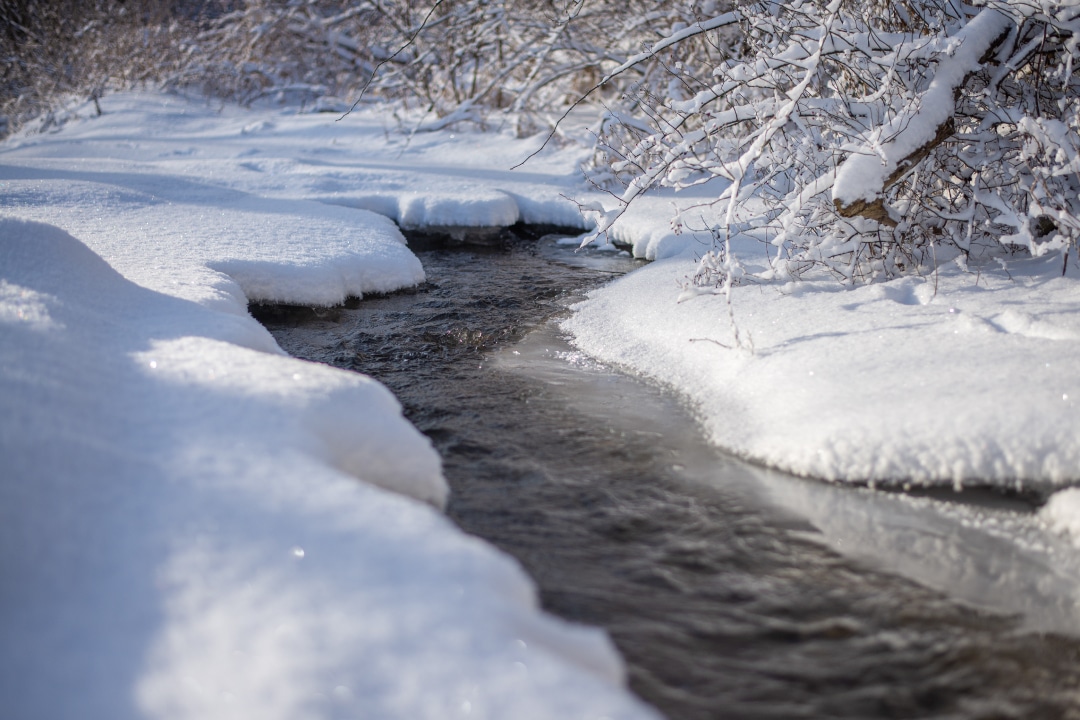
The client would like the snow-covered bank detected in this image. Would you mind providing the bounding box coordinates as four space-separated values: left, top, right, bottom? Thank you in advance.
565 252 1080 492
0 97 658 720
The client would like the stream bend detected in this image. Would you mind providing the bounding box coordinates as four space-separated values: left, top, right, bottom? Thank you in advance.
253 228 1080 720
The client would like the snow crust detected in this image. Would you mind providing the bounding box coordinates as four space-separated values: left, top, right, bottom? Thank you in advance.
0 96 658 720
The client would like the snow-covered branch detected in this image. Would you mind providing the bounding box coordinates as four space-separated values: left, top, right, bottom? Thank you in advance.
587 0 1080 285
832 7 1013 224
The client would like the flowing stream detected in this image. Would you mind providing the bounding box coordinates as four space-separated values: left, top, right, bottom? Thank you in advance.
253 227 1080 720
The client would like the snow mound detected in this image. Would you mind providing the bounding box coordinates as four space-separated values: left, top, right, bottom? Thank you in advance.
0 218 655 720
0 162 424 308
319 188 520 230
565 256 1080 492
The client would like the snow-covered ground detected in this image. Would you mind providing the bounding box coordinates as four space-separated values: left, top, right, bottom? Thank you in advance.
0 95 659 720
566 253 1080 490
4 90 1080 716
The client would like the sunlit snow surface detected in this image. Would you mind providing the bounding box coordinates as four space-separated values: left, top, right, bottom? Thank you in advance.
0 96 657 720
566 259 1080 486
4 90 1080 716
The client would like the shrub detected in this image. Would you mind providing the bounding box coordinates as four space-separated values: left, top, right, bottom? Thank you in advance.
583 0 1080 287
0 0 206 132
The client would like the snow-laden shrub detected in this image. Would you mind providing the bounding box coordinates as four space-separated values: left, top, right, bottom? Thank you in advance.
168 0 722 132
0 0 199 134
164 0 381 107
2 0 723 135
586 0 1080 286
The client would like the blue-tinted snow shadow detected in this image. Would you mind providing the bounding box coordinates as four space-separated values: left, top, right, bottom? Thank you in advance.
0 219 439 718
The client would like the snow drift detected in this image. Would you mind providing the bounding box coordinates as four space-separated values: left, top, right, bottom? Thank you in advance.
0 216 655 719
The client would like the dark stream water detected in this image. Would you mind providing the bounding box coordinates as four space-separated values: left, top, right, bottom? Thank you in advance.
253 228 1080 720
